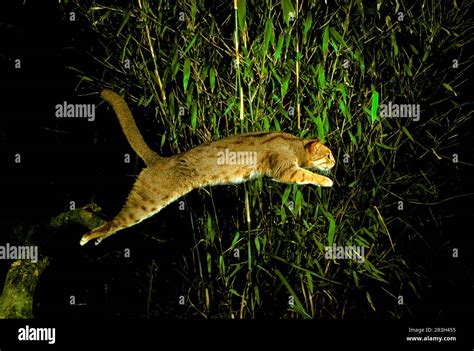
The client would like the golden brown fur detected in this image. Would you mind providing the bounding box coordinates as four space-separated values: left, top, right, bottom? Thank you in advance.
100 89 160 166
80 89 335 245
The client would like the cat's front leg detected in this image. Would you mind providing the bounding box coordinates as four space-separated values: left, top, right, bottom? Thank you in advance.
273 166 333 187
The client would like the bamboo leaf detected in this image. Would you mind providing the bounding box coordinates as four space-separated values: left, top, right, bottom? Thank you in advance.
422 45 430 62
254 236 261 253
191 101 197 129
303 12 312 44
209 67 215 91
275 269 311 319
375 142 396 151
184 34 198 54
306 272 314 294
206 213 214 242
402 126 414 142
229 289 241 297
161 132 167 148
219 255 225 274
231 232 240 249
323 109 329 133
281 0 295 26
353 271 359 287
117 10 130 36
409 43 419 55
315 116 324 141
348 130 356 144
183 58 191 90
371 88 379 124
281 185 292 206
237 0 246 32
171 49 179 78
322 25 329 57
390 31 399 56
328 217 336 246
339 100 346 118
264 18 274 54
263 115 270 131
207 252 212 275
318 65 325 88
281 73 290 98
330 27 348 48
275 35 284 61
294 190 302 215
366 291 376 311
443 83 456 95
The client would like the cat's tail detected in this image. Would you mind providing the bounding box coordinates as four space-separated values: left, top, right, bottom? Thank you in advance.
100 89 160 166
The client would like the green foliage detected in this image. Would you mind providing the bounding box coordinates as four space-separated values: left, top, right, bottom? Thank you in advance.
69 0 473 318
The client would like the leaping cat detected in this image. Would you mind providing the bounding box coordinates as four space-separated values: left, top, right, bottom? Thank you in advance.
80 89 335 245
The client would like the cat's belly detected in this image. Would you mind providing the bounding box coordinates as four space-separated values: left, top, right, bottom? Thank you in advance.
229 171 262 184
206 169 262 186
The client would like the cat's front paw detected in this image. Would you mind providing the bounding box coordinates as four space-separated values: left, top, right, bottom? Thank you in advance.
320 177 333 187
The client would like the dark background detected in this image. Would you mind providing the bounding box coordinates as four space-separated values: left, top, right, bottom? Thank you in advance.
0 0 473 329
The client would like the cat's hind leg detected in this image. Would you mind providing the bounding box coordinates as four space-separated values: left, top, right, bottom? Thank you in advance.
80 221 122 246
80 165 194 245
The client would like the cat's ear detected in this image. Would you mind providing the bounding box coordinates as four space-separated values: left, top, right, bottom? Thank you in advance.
305 140 322 155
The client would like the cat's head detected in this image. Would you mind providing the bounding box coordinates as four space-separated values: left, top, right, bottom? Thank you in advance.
304 140 336 173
